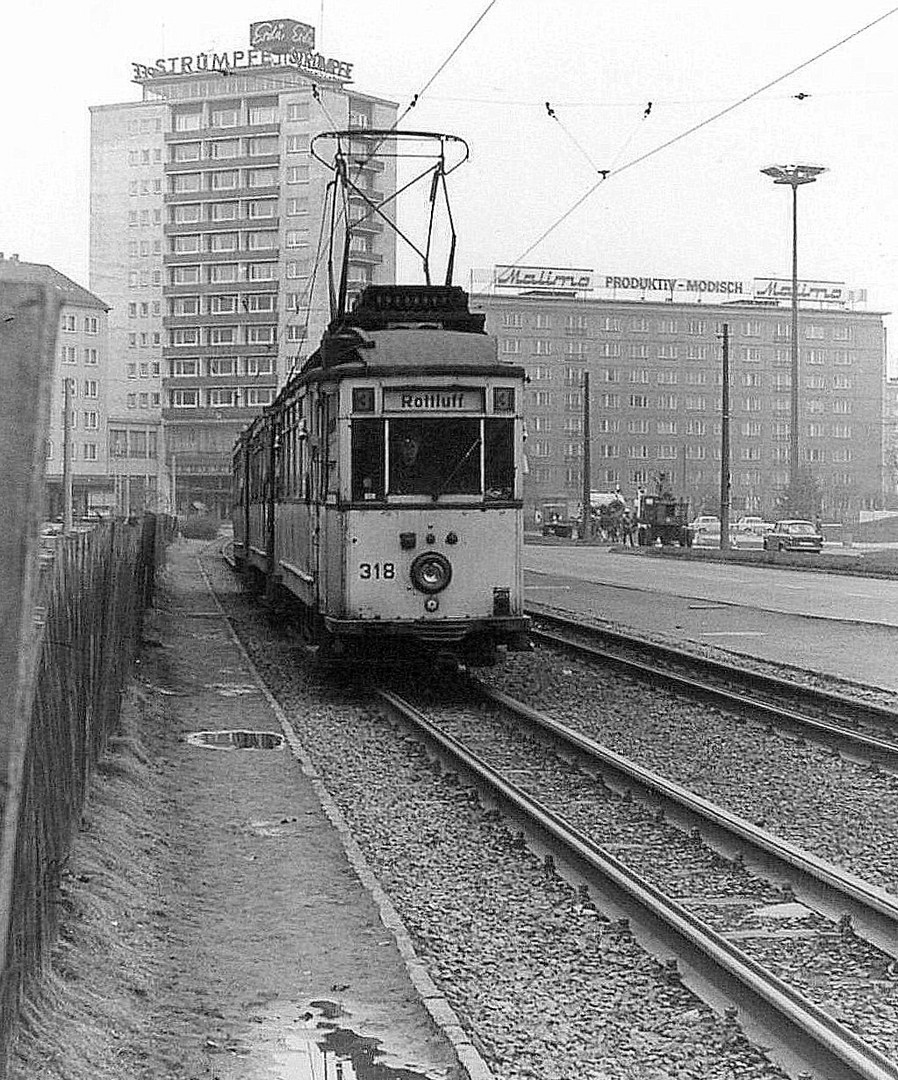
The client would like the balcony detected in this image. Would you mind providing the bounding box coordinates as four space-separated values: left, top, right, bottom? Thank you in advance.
165 123 280 142
164 154 279 173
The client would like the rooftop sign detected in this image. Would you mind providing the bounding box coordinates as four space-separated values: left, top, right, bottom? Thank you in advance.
132 21 352 82
250 19 315 54
494 266 594 291
751 278 848 305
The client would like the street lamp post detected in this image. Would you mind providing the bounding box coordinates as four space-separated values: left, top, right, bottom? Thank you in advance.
760 164 826 506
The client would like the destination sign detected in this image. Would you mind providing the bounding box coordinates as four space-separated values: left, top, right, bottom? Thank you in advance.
383 388 484 412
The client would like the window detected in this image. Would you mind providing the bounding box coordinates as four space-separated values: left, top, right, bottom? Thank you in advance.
629 394 649 408
83 442 98 461
658 317 677 334
740 446 762 461
170 328 199 347
658 345 677 360
83 411 99 430
170 389 198 407
740 347 761 362
833 374 852 389
61 314 76 332
686 345 707 361
832 399 852 414
286 196 308 216
211 170 239 190
285 324 306 342
210 104 240 128
207 138 239 159
246 387 274 406
286 260 309 279
170 358 198 377
210 201 239 221
806 348 826 365
83 348 98 365
628 418 649 434
172 142 201 162
247 167 278 188
246 293 277 313
656 370 678 385
208 387 239 407
742 320 761 337
245 356 273 375
287 101 310 122
628 444 649 459
171 173 201 193
502 338 521 354
686 419 705 435
248 262 276 281
600 316 620 332
247 198 277 219
209 264 238 283
248 102 277 125
535 313 552 329
246 325 276 344
172 234 201 254
658 445 678 460
61 346 77 364
83 379 98 398
285 134 309 153
503 312 523 328
833 324 851 342
247 230 278 249
210 294 238 314
533 340 552 356
209 232 238 252
831 423 852 438
833 350 853 366
170 265 200 284
287 164 310 184
658 394 678 410
602 368 620 383
686 319 706 335
172 204 202 224
208 327 237 346
208 357 236 375
173 109 202 132
685 395 706 411
805 324 825 340
805 375 826 390
628 369 649 384
171 296 199 316
741 372 761 387
285 228 309 248
127 394 136 409
599 342 621 358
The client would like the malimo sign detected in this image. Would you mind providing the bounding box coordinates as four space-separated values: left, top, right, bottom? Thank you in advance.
250 19 315 54
494 266 594 291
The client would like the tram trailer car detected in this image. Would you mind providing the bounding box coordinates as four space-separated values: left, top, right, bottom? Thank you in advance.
233 285 530 664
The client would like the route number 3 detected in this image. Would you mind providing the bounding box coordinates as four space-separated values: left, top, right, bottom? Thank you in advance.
359 562 395 580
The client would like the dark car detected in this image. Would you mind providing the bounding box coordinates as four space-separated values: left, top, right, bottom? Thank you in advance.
762 519 823 553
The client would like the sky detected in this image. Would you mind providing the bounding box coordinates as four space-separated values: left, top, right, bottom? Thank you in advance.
3 1 898 368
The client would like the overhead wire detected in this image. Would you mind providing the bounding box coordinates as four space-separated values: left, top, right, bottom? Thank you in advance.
512 4 898 267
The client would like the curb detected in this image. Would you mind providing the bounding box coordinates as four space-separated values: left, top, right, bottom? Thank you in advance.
194 556 495 1080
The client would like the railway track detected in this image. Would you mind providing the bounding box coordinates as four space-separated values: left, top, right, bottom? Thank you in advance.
526 604 898 770
376 675 898 1080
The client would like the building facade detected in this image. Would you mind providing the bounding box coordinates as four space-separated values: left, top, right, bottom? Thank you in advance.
90 25 397 517
0 255 114 518
473 271 887 524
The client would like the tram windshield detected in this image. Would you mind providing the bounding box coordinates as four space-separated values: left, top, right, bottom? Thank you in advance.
350 417 515 501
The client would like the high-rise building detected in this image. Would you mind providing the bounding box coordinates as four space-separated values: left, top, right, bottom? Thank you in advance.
473 267 887 522
90 22 397 517
0 254 114 518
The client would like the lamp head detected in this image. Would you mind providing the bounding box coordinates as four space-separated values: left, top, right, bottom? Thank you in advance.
761 163 827 187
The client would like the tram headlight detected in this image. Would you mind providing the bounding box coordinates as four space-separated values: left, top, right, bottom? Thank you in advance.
409 552 452 594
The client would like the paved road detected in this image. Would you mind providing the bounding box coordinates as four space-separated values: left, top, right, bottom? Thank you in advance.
522 545 898 693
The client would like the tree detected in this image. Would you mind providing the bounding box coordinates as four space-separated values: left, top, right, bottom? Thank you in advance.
775 467 821 519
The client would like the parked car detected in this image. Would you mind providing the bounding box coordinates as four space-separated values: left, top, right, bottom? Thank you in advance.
762 520 823 553
735 515 773 535
690 515 720 533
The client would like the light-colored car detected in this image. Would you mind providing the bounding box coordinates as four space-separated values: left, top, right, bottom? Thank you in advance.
735 515 770 533
690 515 720 532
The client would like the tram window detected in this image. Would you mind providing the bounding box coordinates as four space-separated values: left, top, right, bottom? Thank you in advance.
389 418 480 497
484 419 515 501
351 419 385 501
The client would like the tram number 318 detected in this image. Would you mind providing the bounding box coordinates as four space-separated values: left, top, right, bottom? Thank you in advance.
359 562 396 580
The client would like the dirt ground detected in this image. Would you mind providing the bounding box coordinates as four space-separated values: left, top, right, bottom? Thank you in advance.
9 544 468 1080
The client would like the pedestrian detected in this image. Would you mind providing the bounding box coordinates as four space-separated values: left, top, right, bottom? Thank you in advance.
622 509 635 546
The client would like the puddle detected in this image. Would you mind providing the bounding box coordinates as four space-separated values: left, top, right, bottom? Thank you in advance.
246 1001 449 1080
185 730 285 750
204 682 261 696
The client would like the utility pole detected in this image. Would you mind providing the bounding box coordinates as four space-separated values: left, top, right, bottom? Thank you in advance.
719 323 730 551
62 376 73 533
581 370 591 541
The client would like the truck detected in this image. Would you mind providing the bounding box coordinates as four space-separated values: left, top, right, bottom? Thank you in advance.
635 488 692 547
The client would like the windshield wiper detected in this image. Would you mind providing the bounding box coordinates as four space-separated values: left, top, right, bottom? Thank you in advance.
431 438 481 501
